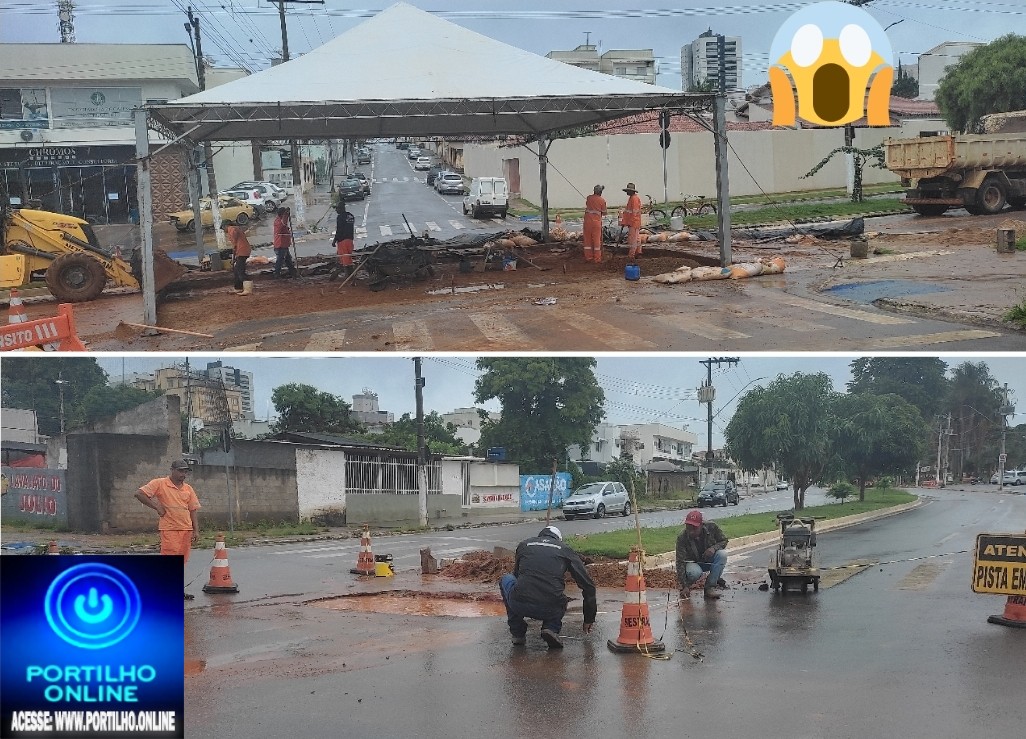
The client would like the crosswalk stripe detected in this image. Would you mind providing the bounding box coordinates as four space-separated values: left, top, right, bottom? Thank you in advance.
392 320 434 350
380 225 393 236
425 221 441 231
749 313 832 333
861 329 999 349
449 220 465 230
766 293 913 325
467 312 532 348
644 312 750 340
224 342 262 351
355 227 368 238
559 311 658 349
304 329 347 351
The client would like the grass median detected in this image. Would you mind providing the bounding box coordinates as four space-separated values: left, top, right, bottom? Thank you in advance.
566 487 917 560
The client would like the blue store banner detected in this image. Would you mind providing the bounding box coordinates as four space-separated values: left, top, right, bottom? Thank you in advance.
0 556 184 738
520 473 572 512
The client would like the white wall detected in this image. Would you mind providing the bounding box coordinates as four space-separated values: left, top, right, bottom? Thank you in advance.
295 448 345 521
462 123 939 209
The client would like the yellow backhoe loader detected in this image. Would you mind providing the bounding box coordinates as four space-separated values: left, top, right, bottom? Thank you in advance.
1 195 186 302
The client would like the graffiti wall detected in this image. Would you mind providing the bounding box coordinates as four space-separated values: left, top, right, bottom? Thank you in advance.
0 467 67 526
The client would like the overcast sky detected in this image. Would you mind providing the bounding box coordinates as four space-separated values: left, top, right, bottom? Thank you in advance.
2 1 1019 90
95 353 1026 447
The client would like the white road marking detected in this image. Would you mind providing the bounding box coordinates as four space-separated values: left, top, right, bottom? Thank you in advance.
766 293 913 325
559 311 658 349
304 330 347 351
425 221 441 231
646 312 751 340
862 329 999 348
449 220 465 230
380 225 393 236
467 312 532 347
749 313 832 333
392 320 434 350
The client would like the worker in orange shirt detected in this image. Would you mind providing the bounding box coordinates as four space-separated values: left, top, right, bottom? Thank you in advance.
582 185 607 262
224 222 252 294
620 182 642 260
135 459 202 600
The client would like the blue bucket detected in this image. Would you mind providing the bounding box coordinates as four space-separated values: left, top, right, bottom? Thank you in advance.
625 264 641 281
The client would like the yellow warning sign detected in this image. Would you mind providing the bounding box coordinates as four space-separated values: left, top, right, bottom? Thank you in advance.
971 533 1026 595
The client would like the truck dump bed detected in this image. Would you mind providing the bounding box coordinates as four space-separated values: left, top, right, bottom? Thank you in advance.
885 134 1026 179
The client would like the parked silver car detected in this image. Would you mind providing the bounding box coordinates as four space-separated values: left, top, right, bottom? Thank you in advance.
561 481 631 519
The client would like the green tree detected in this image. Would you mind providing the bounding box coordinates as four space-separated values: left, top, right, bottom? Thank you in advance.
270 383 363 436
724 372 837 510
832 393 926 501
943 361 1002 479
79 384 163 427
358 412 466 456
604 455 644 499
847 357 948 422
473 357 604 473
935 34 1026 132
1 357 117 436
890 62 919 99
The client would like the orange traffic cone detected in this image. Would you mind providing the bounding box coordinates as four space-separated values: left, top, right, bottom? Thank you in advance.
202 533 239 593
988 594 1026 628
607 548 665 654
349 524 376 576
47 540 59 555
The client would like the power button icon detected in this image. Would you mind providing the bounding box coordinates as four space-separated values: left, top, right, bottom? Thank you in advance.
45 563 141 649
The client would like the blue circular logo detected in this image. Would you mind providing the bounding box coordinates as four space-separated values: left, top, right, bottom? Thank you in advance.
44 563 141 649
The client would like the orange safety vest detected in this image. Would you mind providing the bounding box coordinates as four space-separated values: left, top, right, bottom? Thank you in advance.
620 193 641 228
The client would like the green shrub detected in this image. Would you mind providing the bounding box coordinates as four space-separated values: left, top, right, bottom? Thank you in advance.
827 481 856 502
874 476 893 489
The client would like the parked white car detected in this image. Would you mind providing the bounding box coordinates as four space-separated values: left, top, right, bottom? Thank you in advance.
218 181 285 213
434 172 466 195
415 156 432 171
1002 470 1026 485
462 176 509 219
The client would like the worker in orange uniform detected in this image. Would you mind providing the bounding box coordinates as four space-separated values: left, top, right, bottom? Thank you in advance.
272 206 298 278
135 459 202 600
582 184 607 262
620 182 642 260
329 200 356 280
223 222 252 294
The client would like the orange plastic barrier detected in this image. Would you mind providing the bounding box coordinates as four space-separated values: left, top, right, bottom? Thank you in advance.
607 548 666 654
1 302 86 352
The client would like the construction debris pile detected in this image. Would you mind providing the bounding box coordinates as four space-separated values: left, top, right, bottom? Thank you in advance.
439 549 680 589
652 256 786 284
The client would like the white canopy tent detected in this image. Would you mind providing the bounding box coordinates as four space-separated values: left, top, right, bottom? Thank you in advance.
135 2 731 324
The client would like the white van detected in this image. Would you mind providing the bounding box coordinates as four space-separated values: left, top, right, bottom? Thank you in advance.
462 177 508 219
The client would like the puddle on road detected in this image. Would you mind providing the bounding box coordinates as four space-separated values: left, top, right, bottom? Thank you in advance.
308 590 505 618
822 279 949 304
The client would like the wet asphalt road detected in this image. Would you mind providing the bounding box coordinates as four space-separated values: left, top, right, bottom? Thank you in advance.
183 487 1025 738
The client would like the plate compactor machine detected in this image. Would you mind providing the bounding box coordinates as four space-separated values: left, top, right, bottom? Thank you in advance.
768 513 821 593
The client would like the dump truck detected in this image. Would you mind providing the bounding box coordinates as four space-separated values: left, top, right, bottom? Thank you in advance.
1 196 186 302
884 132 1026 216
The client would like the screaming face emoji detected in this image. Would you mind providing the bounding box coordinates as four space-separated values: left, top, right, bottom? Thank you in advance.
769 1 894 127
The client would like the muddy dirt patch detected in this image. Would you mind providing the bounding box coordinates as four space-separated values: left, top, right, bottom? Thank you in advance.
308 589 506 618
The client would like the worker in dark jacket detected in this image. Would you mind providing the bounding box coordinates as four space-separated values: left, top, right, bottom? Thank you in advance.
676 509 728 600
499 526 597 649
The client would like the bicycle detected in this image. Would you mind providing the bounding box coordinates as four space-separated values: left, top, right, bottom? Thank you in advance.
641 194 667 222
670 194 717 219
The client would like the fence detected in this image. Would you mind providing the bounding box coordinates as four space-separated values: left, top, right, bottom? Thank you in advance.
344 453 441 495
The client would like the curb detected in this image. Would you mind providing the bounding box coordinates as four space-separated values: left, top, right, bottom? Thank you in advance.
873 297 1023 333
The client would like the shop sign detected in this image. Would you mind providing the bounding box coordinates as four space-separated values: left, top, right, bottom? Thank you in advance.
50 87 141 128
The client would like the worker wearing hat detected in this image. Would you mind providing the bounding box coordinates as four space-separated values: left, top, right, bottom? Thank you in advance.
499 525 597 649
136 459 202 600
619 182 643 260
582 184 607 262
676 509 729 600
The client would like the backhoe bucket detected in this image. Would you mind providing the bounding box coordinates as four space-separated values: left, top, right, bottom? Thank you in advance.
132 248 188 294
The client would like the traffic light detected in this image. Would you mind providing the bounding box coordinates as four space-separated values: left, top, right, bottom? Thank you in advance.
658 110 671 149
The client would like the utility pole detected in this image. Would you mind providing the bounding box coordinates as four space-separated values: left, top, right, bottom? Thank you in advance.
998 383 1014 491
275 0 324 229
698 357 739 484
414 358 428 527
54 373 67 435
185 7 221 263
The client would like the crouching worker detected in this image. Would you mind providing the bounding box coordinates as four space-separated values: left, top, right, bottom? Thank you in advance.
499 526 596 649
676 509 728 600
